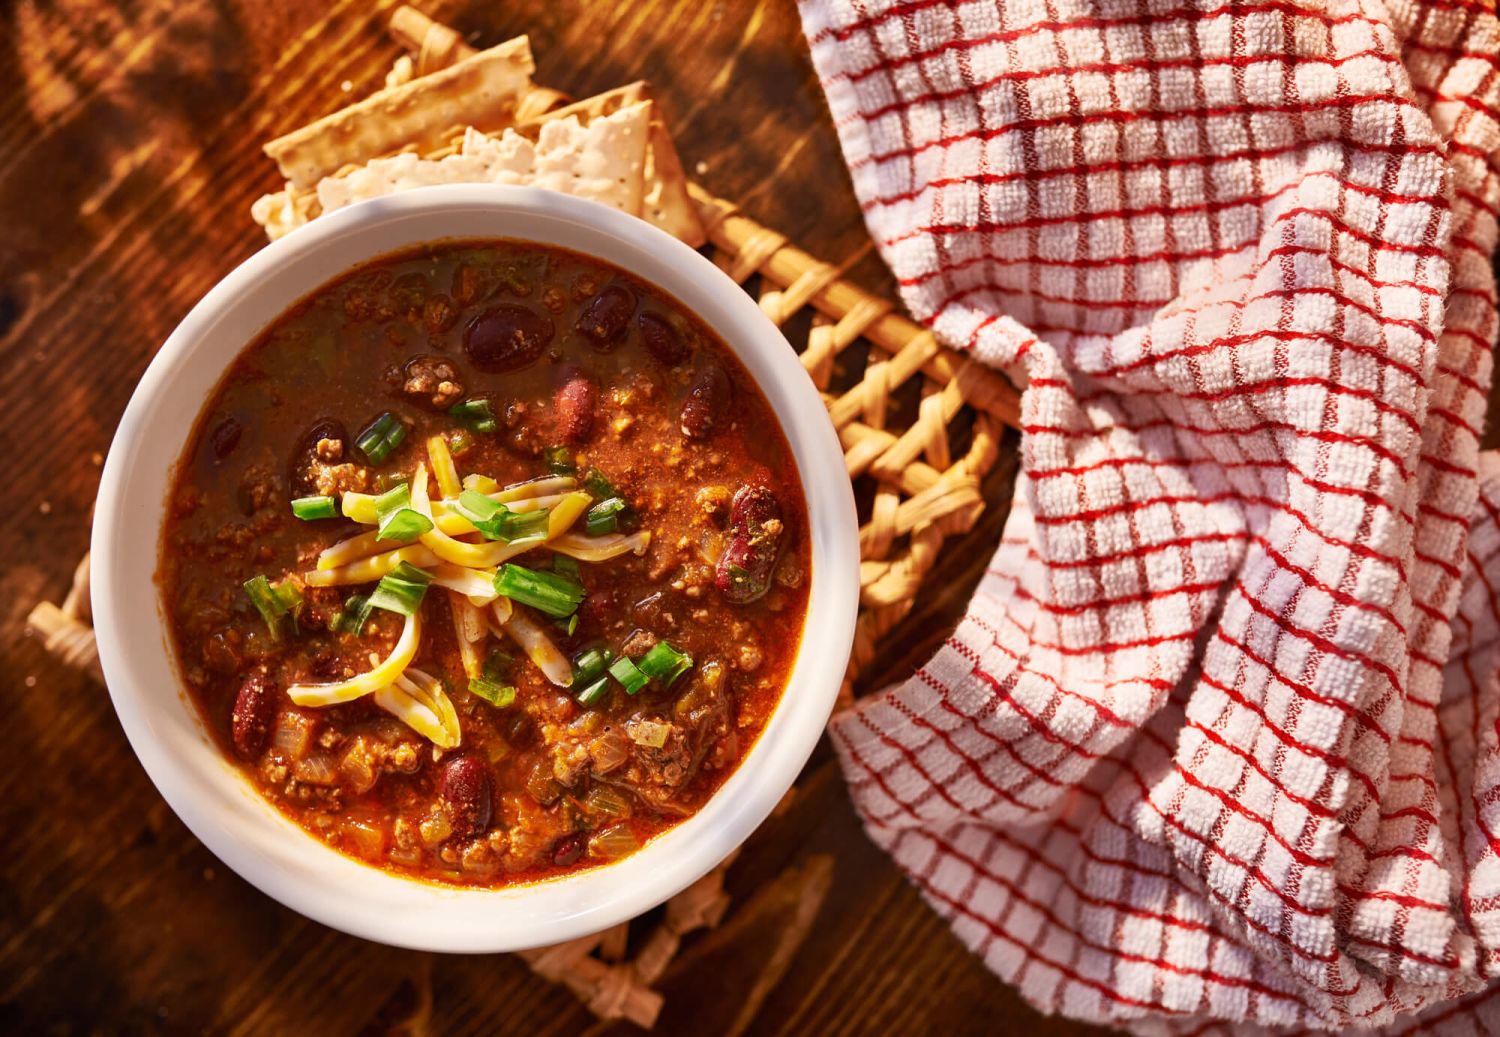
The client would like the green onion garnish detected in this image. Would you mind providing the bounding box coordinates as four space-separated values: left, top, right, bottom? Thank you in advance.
456 490 549 543
373 482 434 542
585 496 628 535
290 495 337 521
449 397 497 434
243 574 303 639
355 412 408 465
572 646 614 686
638 641 694 687
448 430 474 457
545 445 577 475
483 649 515 681
469 676 516 708
554 613 580 636
368 561 432 617
582 467 618 499
333 593 374 635
552 555 581 578
609 655 650 695
494 563 584 618
575 675 610 707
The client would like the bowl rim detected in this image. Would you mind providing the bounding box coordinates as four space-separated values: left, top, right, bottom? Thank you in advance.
90 184 858 953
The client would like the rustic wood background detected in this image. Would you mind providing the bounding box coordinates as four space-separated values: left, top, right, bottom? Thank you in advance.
0 0 1115 1034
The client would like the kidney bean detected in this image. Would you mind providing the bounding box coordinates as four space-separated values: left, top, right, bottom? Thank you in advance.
574 284 635 349
465 304 554 372
715 486 784 604
439 754 493 838
551 832 587 867
680 362 730 439
208 416 243 461
288 418 346 493
637 311 688 365
554 366 596 443
230 673 277 759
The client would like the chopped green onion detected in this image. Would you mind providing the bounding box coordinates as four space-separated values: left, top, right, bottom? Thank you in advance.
609 655 650 695
449 397 497 434
545 445 577 475
582 467 618 499
483 649 515 682
458 488 503 520
373 482 434 542
494 563 585 618
455 490 548 543
585 496 628 536
355 411 408 465
333 593 374 635
575 675 610 707
552 555 581 578
373 472 408 494
243 574 303 639
638 641 694 687
448 429 474 457
368 561 432 617
572 646 615 686
290 495 337 521
495 508 549 544
554 613 580 636
469 676 516 708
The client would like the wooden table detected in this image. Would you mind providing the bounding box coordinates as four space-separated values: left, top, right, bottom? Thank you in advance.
0 1 1102 1033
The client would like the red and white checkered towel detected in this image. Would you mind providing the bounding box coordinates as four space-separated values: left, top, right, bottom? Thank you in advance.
797 0 1500 1031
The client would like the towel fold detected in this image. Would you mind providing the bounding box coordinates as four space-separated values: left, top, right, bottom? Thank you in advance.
798 0 1500 1030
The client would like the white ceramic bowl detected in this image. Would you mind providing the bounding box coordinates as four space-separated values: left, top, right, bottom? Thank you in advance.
92 185 858 952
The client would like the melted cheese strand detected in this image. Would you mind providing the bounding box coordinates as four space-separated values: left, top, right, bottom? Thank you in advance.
448 591 484 680
414 463 589 568
427 435 462 499
288 612 421 706
428 562 499 602
501 605 572 687
549 529 653 562
304 544 439 587
375 669 460 748
316 495 568 570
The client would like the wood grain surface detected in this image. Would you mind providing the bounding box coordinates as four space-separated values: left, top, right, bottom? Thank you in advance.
0 1 1098 1034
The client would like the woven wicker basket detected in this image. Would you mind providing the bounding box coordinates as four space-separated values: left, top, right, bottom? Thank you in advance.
25 8 1020 1027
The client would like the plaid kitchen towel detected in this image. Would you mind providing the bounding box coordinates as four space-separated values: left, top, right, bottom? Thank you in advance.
797 0 1500 1031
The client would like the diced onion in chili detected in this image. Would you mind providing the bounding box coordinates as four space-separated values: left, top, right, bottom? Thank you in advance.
625 717 672 748
493 563 584 618
290 495 337 521
548 529 652 562
305 543 439 587
583 783 631 816
588 823 640 859
355 411 407 465
638 641 694 687
426 435 462 499
500 606 573 687
288 611 421 706
608 655 650 695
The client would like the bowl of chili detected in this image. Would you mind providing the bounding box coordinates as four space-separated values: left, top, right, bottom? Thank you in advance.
91 185 858 951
